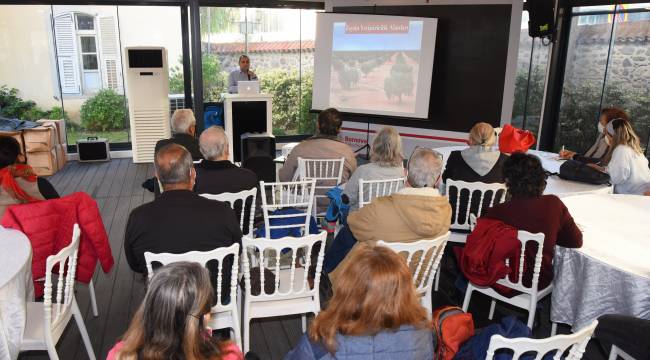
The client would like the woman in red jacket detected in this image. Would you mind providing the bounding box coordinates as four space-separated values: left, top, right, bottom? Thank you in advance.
483 152 583 291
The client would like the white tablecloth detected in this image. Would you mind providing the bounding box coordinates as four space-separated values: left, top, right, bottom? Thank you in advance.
0 227 34 360
433 146 613 197
551 194 650 330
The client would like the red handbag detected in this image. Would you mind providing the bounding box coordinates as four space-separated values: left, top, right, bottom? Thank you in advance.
498 124 536 153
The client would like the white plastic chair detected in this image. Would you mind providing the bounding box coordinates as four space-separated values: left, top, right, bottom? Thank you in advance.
201 187 257 237
462 230 550 329
259 179 316 238
609 345 637 360
241 231 327 353
377 231 450 314
446 179 507 244
297 157 345 218
494 127 503 146
144 244 242 348
486 320 598 360
358 177 406 208
20 224 96 360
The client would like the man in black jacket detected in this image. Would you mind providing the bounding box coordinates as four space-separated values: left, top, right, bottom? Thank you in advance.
125 143 241 298
155 109 203 161
194 125 258 195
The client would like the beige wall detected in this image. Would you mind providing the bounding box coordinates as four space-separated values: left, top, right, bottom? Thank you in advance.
0 5 61 111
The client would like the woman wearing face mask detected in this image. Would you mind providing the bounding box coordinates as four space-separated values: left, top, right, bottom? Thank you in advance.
587 119 650 195
559 107 629 164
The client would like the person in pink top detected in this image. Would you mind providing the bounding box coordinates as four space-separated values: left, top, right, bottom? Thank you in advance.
106 262 243 360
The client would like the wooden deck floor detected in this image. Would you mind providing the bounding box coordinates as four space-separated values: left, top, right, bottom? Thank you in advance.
18 159 304 360
18 159 609 360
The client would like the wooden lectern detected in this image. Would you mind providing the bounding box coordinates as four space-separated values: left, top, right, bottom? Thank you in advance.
222 93 273 162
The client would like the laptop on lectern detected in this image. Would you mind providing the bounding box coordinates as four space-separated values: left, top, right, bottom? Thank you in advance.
238 80 260 95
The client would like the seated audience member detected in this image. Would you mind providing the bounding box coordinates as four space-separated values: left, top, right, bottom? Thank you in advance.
442 122 507 185
588 119 650 195
279 108 357 182
325 148 451 285
343 126 404 210
442 122 508 214
559 107 629 164
285 244 433 359
124 144 242 296
0 136 59 216
483 153 582 293
194 126 257 195
155 109 203 161
107 262 243 360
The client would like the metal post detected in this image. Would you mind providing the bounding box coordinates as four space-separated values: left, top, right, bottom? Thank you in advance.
189 0 204 134
180 5 193 110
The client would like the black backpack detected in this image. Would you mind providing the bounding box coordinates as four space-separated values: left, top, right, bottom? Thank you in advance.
558 159 611 185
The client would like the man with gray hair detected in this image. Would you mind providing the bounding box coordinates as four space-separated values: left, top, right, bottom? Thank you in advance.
154 109 203 161
124 143 242 295
325 147 452 286
194 126 257 196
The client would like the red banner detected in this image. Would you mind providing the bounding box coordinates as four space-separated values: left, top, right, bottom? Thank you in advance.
344 21 409 34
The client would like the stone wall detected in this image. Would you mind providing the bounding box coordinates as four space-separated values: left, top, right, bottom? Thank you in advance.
516 20 650 89
212 51 315 74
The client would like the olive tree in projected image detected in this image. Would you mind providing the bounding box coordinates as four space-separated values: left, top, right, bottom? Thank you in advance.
384 53 414 103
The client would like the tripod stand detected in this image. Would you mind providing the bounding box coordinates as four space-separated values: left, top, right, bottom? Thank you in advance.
354 121 371 160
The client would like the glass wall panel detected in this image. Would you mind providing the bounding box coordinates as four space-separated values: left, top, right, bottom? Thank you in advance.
555 5 650 154
200 6 319 136
0 5 64 127
601 9 650 152
118 6 186 123
299 9 320 135
511 11 551 137
554 15 611 153
52 5 128 143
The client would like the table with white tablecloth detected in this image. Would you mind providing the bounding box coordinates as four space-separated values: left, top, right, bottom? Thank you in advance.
433 146 613 197
551 194 650 330
0 227 34 360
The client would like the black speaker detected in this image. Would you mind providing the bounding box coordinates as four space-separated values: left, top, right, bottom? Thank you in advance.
526 0 555 38
240 133 275 162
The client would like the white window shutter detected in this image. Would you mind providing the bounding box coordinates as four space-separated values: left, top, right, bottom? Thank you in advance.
98 16 123 94
54 13 81 95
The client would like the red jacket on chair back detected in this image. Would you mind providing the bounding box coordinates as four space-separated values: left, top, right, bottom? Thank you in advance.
456 218 521 289
2 192 113 297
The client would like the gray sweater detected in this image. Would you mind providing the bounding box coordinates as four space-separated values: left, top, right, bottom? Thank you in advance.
343 162 405 210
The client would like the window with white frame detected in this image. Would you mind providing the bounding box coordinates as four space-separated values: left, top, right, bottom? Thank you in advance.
54 12 122 96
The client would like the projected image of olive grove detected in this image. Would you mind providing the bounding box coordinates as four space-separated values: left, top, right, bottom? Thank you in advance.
329 20 423 113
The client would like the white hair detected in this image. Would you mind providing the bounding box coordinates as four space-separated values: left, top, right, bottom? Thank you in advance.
171 109 196 134
199 126 229 160
407 148 442 188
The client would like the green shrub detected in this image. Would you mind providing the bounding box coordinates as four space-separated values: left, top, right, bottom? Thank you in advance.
47 106 69 120
0 85 47 120
259 70 315 135
80 89 127 131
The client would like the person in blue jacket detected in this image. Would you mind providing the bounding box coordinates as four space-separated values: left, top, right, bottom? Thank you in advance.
284 243 433 360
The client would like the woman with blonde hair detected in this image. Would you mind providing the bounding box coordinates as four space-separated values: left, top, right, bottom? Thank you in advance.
344 126 404 210
107 262 243 360
285 243 433 359
442 122 508 186
588 119 650 195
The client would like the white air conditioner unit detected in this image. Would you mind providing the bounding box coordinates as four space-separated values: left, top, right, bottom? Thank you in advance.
125 46 171 163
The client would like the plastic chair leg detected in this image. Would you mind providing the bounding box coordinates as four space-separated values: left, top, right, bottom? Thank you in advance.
89 279 98 317
72 298 96 360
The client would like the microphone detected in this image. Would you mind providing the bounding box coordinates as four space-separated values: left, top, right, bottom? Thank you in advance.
247 72 251 81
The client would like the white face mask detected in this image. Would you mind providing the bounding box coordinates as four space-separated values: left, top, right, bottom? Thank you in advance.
598 122 605 134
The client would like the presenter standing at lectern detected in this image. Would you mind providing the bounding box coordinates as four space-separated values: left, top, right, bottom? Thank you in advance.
228 54 258 93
